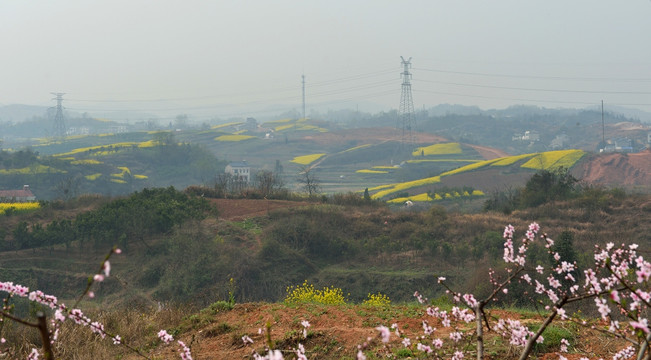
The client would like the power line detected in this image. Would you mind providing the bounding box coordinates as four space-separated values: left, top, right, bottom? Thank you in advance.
413 79 651 95
413 67 651 82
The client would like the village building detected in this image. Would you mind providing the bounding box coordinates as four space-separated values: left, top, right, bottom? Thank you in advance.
0 185 36 202
225 161 251 183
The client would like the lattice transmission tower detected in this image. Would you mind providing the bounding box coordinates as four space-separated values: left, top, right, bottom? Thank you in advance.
51 92 67 137
398 56 415 147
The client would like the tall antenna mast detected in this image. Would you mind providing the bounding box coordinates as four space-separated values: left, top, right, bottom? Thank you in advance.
398 56 415 147
51 92 67 137
302 74 306 120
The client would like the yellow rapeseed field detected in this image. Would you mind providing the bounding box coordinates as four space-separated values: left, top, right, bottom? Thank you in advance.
355 169 388 174
341 144 371 153
407 159 479 164
290 153 326 165
264 118 293 125
412 142 462 156
0 202 40 215
0 165 66 174
85 173 102 181
214 135 256 142
520 150 586 170
387 189 485 204
211 122 243 129
438 158 501 177
275 124 295 131
111 167 131 178
371 176 441 199
489 153 535 166
70 159 103 165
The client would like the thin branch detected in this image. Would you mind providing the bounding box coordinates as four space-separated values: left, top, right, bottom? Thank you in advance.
0 310 38 327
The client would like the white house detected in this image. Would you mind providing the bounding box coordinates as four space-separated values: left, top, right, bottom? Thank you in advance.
225 161 251 182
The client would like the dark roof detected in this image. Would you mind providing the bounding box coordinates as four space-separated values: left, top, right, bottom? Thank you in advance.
228 161 249 167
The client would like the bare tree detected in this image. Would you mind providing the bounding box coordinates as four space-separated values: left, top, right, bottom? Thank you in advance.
255 170 284 197
297 165 320 196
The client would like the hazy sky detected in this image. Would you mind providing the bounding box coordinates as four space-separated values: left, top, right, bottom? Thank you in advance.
2 0 650 121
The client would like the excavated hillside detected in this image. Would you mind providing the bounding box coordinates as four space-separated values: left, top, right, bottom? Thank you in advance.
579 149 651 187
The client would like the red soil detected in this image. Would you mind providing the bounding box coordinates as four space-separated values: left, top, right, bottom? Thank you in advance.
578 150 651 187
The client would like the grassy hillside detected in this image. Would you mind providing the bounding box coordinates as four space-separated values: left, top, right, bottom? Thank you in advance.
0 133 225 200
1 188 649 358
1 187 648 307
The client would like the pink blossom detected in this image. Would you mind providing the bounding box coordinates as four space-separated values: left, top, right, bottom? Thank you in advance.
462 293 477 307
103 261 111 277
560 338 569 352
376 325 390 343
449 331 462 342
432 338 443 348
27 348 40 360
629 318 649 334
177 340 193 360
416 343 433 353
301 320 310 338
452 350 464 360
158 329 174 344
401 337 411 347
356 350 366 360
242 335 253 345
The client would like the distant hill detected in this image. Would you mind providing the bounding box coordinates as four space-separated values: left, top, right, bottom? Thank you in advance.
0 104 48 123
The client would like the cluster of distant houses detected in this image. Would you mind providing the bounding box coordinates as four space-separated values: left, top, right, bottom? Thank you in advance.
514 130 651 153
0 185 36 202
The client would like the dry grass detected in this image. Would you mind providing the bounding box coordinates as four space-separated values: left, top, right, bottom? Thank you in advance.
4 306 191 359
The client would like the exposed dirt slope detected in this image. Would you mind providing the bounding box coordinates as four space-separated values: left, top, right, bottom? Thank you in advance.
578 150 651 187
144 303 630 360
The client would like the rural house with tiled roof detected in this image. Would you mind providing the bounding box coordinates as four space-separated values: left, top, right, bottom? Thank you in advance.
0 185 36 202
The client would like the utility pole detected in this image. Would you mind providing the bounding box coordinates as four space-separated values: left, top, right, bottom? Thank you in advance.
51 92 67 138
398 56 415 147
601 100 605 147
302 74 306 120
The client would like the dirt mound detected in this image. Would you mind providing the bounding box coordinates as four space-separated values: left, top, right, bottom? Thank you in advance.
578 150 651 187
209 199 311 221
